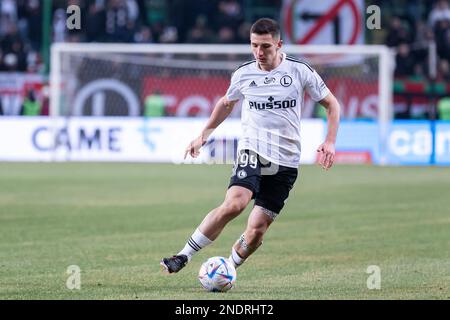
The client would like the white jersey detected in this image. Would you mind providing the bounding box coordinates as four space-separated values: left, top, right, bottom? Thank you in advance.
226 52 329 168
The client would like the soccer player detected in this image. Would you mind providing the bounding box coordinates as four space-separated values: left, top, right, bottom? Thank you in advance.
161 18 340 273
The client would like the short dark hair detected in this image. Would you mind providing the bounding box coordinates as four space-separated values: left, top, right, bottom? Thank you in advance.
250 18 280 39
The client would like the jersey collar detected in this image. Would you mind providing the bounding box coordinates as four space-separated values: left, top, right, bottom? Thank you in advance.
254 52 286 73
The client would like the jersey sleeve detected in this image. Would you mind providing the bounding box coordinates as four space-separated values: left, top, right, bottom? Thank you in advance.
225 70 244 101
303 67 330 102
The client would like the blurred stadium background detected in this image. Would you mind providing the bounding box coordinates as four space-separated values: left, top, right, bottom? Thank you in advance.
0 0 449 300
1 0 449 164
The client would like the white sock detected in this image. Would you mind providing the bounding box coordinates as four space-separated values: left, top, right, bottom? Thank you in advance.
178 228 212 261
229 247 245 268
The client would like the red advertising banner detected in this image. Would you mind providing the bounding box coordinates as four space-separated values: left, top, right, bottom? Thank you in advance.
142 76 230 117
324 78 378 119
143 75 380 119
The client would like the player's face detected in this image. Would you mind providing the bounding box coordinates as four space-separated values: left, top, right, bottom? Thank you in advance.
250 33 282 71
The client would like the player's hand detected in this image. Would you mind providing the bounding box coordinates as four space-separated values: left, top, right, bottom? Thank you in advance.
316 141 335 170
184 135 206 159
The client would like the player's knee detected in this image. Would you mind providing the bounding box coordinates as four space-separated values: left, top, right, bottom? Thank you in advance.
220 198 247 218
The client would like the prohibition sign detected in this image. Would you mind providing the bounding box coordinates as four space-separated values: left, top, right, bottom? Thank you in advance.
284 0 362 45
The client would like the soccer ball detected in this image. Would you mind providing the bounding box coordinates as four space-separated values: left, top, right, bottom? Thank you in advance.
198 256 236 292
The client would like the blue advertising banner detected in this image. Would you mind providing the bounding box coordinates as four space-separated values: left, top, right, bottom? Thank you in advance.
335 120 450 165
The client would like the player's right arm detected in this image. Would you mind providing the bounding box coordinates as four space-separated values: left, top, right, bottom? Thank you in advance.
184 96 239 159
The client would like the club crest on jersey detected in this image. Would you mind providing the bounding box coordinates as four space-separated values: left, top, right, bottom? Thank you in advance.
280 75 292 87
237 170 247 179
264 77 275 84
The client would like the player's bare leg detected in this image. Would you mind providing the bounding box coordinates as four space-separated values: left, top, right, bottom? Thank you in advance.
198 186 253 240
229 205 275 268
161 186 252 273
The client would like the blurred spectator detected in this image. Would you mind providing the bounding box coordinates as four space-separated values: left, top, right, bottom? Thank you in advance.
216 0 244 30
187 15 214 43
412 63 426 81
185 0 218 31
104 0 136 42
1 23 27 71
385 16 413 47
2 53 19 71
53 8 67 43
217 26 236 43
437 59 450 82
85 2 106 42
126 0 139 22
434 18 450 59
40 85 50 116
1 0 17 21
144 89 165 117
26 50 42 73
166 0 188 42
159 26 178 43
21 89 42 116
134 25 153 43
414 21 434 48
142 0 167 43
428 0 450 30
144 0 166 26
236 22 252 43
438 97 450 120
443 30 450 61
21 0 41 52
406 0 424 23
395 43 416 77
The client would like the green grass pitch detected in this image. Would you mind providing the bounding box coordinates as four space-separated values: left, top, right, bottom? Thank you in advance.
0 163 449 300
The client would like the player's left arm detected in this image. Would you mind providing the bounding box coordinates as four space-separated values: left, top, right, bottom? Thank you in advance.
317 92 340 170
